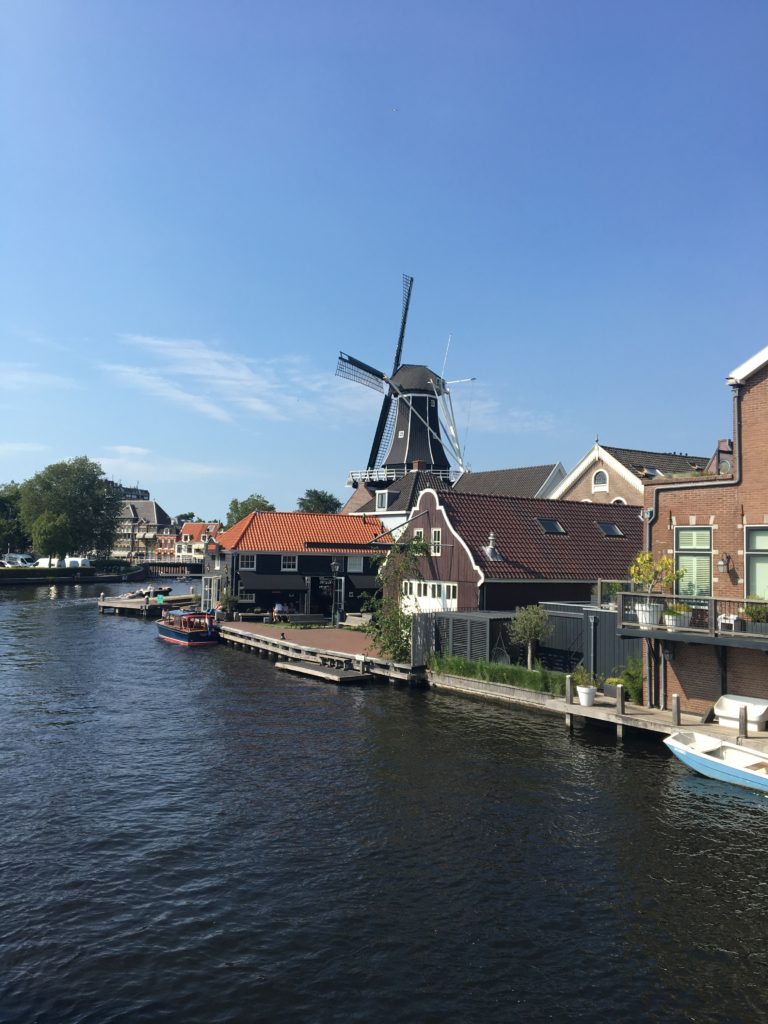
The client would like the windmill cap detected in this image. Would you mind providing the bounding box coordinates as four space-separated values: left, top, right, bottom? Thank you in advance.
390 364 446 393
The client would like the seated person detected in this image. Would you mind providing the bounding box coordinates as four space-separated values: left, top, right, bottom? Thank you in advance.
273 601 286 622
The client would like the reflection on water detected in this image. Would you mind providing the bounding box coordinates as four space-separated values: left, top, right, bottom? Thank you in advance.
0 583 766 1024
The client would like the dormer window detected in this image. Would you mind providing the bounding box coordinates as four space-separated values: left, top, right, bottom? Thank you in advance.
596 521 624 537
592 470 609 493
538 518 566 535
375 491 388 511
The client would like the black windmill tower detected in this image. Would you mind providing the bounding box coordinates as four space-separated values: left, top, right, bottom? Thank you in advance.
336 275 466 485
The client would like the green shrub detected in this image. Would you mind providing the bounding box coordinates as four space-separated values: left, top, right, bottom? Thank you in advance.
621 656 643 703
428 653 566 696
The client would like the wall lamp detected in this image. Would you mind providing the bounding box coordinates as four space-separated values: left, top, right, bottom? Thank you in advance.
717 553 731 574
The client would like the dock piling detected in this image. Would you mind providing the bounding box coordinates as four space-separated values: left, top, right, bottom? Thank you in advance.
672 694 681 727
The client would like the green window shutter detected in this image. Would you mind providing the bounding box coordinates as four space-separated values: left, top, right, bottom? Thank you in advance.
677 553 711 596
677 528 711 550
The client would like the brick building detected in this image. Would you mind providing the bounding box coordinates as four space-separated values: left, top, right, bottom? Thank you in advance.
617 345 768 713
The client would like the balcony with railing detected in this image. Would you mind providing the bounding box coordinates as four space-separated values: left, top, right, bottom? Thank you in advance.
617 592 768 648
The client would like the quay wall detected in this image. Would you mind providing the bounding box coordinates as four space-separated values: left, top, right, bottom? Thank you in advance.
428 672 558 710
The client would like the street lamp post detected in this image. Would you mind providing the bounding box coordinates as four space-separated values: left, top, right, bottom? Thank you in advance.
330 559 340 625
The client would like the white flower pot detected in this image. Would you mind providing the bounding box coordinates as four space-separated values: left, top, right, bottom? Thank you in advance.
663 612 691 630
577 685 596 707
636 601 663 627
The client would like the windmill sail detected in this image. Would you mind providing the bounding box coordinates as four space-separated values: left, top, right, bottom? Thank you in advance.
366 274 413 468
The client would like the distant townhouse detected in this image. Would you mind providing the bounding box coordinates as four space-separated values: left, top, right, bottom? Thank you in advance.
113 498 172 561
618 345 768 713
202 511 389 616
397 489 642 614
549 444 713 506
174 522 221 562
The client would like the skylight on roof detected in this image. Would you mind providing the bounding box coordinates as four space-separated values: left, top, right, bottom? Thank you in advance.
597 521 624 537
537 518 566 535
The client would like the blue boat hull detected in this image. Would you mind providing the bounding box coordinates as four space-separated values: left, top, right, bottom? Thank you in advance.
665 736 768 794
157 621 218 646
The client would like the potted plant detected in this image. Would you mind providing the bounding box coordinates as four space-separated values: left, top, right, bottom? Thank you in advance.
218 586 238 621
663 601 692 630
628 552 684 627
572 664 597 707
600 580 624 609
745 595 768 635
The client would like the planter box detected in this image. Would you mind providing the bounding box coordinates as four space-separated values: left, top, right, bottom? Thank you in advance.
576 685 596 707
636 602 663 627
663 612 692 630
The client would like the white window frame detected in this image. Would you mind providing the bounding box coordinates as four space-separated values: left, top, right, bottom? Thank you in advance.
375 491 388 511
592 470 609 493
431 528 442 556
240 554 256 570
347 555 363 573
281 554 298 572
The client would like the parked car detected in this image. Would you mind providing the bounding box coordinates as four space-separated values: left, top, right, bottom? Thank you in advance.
3 553 35 566
34 557 66 568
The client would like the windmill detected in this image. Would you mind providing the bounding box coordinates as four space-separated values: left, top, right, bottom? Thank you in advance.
336 275 467 484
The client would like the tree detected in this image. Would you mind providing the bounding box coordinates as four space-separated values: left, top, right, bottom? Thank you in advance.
225 493 276 528
19 456 123 558
0 482 30 552
508 605 552 671
176 512 198 524
363 536 431 661
296 488 342 514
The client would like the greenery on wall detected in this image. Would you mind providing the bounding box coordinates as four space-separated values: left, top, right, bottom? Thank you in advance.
429 653 566 696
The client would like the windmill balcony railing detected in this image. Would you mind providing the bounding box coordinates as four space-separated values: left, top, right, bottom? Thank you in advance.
618 592 768 640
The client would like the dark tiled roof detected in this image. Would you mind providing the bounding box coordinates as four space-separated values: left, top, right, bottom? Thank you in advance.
120 499 172 527
354 471 452 514
453 465 559 498
434 492 642 580
603 447 710 477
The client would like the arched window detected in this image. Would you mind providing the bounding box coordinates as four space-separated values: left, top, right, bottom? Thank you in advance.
592 470 609 492
611 497 627 505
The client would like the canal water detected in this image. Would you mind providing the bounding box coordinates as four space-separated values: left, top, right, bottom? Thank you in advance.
2 584 767 1024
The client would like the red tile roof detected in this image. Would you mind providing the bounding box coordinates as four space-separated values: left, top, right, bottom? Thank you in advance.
430 491 643 581
179 522 221 543
217 511 389 554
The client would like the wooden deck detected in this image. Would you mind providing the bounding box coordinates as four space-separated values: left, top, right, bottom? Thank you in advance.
217 621 417 684
429 672 768 748
97 593 199 617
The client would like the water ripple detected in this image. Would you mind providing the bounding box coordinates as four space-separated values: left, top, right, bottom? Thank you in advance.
1 587 767 1023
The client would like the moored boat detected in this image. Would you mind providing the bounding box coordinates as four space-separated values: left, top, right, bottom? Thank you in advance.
157 609 217 646
664 730 768 793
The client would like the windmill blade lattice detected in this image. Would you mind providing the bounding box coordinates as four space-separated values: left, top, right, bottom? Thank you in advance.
335 352 386 393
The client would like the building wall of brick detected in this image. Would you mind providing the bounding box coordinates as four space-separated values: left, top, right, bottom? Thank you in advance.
648 361 768 710
558 457 643 506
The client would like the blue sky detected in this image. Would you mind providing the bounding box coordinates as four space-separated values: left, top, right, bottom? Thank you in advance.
2 1 766 519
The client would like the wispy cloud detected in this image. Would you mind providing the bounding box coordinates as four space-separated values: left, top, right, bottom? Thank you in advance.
0 441 49 454
101 364 232 422
0 364 78 391
114 335 292 421
452 392 557 435
99 451 226 483
105 445 151 456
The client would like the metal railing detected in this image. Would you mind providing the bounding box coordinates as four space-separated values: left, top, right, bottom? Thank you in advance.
618 592 768 640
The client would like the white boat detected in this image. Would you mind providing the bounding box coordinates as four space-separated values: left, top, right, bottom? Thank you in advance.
664 731 768 794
